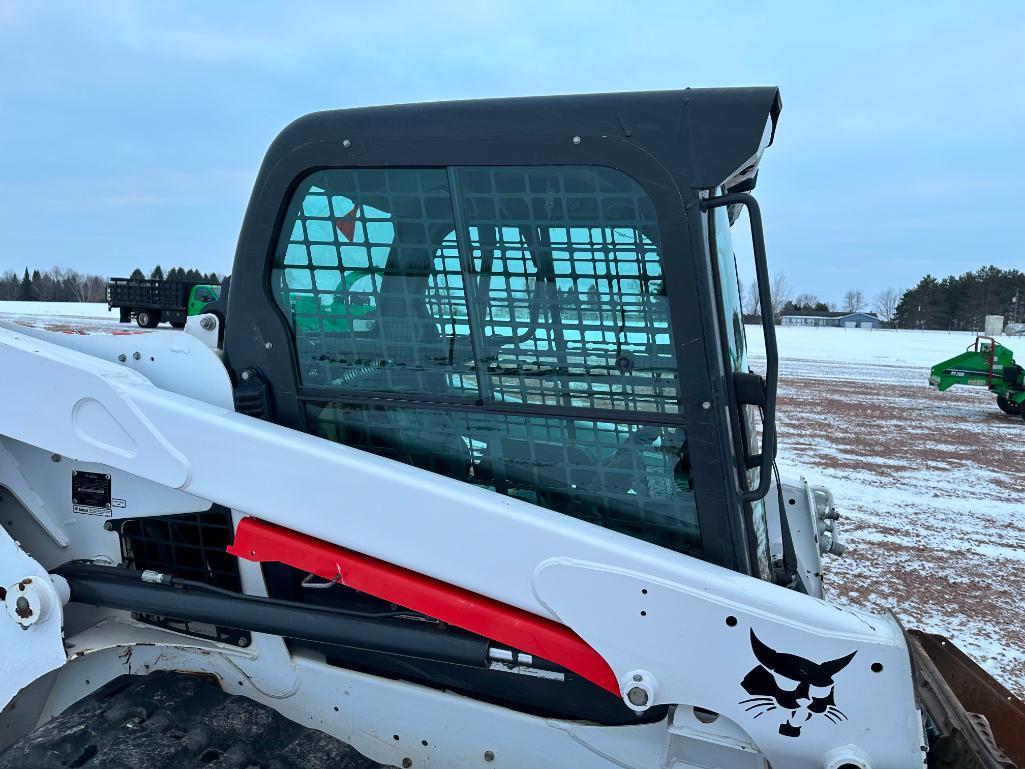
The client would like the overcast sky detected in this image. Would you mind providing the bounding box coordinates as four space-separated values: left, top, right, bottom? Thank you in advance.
1 1 1022 305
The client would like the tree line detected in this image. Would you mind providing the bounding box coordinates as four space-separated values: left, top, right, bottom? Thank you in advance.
0 268 108 302
128 266 221 284
740 265 1023 330
0 265 221 302
893 266 1024 330
743 271 902 323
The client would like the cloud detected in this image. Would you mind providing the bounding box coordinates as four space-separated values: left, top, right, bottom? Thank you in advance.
0 1 1022 296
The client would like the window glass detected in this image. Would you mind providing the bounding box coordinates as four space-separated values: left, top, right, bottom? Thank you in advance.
458 166 679 414
712 205 748 372
273 166 700 558
710 202 770 576
307 400 700 556
273 169 477 397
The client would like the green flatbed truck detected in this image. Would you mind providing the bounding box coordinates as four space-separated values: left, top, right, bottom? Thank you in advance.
929 335 1025 419
106 278 221 328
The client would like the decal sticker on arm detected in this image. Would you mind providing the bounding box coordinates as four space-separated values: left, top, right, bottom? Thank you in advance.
739 630 855 737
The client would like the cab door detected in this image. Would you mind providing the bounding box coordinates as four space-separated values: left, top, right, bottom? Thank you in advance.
269 165 707 561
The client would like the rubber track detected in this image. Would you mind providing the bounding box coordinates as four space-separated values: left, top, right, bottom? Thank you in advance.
0 671 394 769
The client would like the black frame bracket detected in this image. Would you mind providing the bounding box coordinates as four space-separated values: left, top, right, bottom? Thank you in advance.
701 192 778 502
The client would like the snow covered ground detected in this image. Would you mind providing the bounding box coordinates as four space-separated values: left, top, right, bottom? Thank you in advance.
1 302 1022 695
747 323 1021 369
0 301 119 331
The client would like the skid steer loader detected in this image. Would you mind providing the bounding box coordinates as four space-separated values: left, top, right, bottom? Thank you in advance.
1 88 1022 769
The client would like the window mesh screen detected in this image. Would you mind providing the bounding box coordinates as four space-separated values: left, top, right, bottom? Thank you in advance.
458 166 678 414
309 401 700 554
275 166 699 556
277 168 475 397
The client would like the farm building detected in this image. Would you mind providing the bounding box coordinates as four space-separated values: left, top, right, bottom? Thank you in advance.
780 310 882 329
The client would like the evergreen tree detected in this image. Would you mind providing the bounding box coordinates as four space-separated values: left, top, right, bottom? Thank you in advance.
894 267 1025 330
150 265 164 281
130 268 145 281
30 270 45 300
18 268 36 301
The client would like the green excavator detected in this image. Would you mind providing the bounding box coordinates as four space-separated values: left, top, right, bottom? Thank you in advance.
929 335 1025 419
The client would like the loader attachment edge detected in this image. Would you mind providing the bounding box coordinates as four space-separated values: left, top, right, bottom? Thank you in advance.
909 629 1025 768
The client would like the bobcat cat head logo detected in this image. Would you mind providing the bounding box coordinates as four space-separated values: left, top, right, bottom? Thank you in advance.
739 630 856 737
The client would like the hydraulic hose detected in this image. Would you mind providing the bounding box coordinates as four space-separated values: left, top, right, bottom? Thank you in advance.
55 562 489 668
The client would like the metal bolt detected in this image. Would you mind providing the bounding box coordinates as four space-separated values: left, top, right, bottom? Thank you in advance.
117 354 127 363
571 136 581 145
264 341 273 350
401 759 412 769
132 351 141 360
103 521 113 531
484 751 495 762
199 315 216 331
627 686 649 707
701 401 711 410
241 370 251 381
50 453 61 463
237 636 250 648
343 139 351 148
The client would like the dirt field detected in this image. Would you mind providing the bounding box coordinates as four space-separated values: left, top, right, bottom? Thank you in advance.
766 352 1025 696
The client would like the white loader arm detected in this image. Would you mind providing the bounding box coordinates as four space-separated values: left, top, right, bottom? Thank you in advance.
0 527 67 713
0 325 926 769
